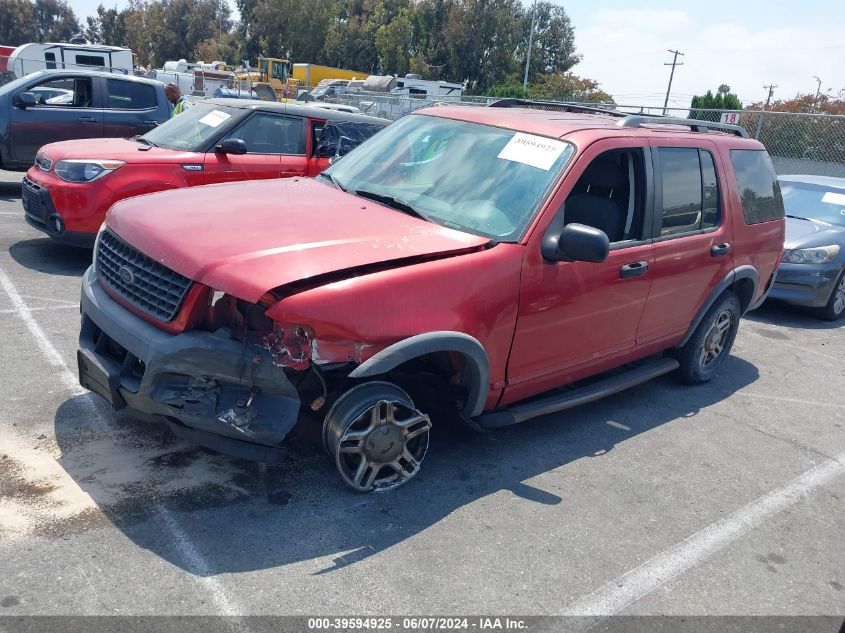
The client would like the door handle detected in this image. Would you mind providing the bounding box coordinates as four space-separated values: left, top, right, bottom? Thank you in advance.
79 116 97 122
620 261 649 279
711 242 731 257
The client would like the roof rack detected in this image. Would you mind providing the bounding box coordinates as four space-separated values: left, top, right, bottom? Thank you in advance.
488 98 627 118
617 115 749 138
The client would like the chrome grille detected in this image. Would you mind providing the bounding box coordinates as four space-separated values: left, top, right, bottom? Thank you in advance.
21 177 46 221
96 229 192 322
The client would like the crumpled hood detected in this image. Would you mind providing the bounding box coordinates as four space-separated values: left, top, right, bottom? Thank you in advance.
106 177 489 302
785 216 845 249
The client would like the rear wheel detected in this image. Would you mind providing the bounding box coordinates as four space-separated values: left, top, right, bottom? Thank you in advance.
677 292 741 384
814 268 845 321
323 381 431 493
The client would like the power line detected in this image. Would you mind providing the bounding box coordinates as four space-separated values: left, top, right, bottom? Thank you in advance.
662 49 684 115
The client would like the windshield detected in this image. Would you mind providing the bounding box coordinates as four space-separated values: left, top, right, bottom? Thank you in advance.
781 181 845 227
140 103 239 151
323 114 574 241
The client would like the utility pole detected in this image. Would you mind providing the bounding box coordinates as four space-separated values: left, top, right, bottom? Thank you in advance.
662 49 684 115
523 0 538 90
755 84 777 140
812 76 822 112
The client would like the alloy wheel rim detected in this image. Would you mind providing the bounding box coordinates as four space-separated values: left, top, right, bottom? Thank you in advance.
834 275 845 315
335 399 431 492
699 310 732 369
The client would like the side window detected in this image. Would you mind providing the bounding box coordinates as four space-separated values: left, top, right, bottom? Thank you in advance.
106 79 156 110
729 150 785 224
409 88 427 99
657 147 721 236
700 150 720 229
26 78 92 107
45 52 56 70
227 114 304 154
75 55 106 68
562 148 646 244
311 120 326 154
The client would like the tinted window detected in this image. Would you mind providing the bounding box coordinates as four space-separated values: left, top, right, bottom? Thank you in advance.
76 55 106 67
658 148 703 236
227 114 304 154
106 79 156 110
730 150 784 224
700 150 719 229
45 52 56 69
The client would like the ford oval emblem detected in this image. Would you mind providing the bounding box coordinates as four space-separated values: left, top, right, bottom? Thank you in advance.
118 265 135 285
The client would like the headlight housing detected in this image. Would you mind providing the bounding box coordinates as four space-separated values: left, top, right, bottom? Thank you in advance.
54 159 125 183
781 245 840 264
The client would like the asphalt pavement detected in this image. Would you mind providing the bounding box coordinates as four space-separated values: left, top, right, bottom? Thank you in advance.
0 169 842 627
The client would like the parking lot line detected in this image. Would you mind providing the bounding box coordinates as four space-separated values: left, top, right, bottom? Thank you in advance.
559 451 845 617
0 263 247 620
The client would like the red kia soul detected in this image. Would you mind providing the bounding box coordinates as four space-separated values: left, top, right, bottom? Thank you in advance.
77 101 785 492
22 99 388 247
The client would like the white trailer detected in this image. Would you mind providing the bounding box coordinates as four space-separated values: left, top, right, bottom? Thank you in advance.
349 74 465 119
8 42 133 77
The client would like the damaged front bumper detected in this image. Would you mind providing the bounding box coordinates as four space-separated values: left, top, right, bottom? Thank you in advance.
78 267 301 462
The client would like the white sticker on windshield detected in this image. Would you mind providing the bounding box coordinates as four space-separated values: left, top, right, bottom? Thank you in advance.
497 132 567 170
198 110 231 128
821 191 845 206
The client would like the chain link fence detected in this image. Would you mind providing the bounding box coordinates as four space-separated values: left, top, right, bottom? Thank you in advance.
335 93 845 179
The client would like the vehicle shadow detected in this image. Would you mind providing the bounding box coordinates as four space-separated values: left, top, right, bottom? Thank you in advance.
52 355 759 576
8 238 93 276
746 300 842 330
0 180 22 201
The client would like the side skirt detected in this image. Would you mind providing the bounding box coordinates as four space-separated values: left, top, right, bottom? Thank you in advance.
476 356 679 429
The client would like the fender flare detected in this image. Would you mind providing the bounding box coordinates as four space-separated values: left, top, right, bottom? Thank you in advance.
678 265 759 348
348 331 490 418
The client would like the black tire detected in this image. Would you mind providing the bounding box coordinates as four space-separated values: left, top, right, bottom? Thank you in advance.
813 268 845 321
677 292 741 384
322 381 431 493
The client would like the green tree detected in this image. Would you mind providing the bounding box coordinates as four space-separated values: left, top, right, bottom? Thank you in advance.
375 6 413 74
689 88 742 122
522 2 580 82
33 0 80 42
85 4 127 45
0 0 37 44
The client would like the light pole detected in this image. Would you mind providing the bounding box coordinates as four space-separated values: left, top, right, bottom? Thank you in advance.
662 49 684 115
812 76 822 112
522 0 537 90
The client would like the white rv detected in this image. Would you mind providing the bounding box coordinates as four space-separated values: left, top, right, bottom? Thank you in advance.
8 43 133 77
349 74 465 119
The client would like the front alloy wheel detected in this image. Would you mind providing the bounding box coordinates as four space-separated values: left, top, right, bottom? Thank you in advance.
816 269 845 321
323 381 431 492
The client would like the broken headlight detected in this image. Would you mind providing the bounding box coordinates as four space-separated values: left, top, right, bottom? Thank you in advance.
261 324 313 371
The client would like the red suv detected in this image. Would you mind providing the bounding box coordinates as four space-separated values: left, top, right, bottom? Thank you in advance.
22 99 388 247
76 101 785 492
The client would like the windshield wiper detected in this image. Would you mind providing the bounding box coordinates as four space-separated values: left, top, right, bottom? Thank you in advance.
354 189 435 223
320 171 346 192
136 137 157 148
786 214 813 221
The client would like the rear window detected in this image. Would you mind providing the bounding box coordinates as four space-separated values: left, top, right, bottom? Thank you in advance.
106 79 157 110
729 150 785 224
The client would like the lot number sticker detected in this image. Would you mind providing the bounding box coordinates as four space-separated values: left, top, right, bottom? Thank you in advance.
199 110 231 128
821 191 845 207
498 133 567 170
720 112 740 125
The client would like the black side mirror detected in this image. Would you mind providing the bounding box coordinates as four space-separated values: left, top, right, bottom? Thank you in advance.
217 138 248 155
15 92 38 109
542 223 609 263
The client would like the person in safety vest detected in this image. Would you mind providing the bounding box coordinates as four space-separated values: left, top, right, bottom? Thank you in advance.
165 83 191 117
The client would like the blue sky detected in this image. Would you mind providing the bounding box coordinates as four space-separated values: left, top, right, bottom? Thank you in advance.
66 0 844 108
